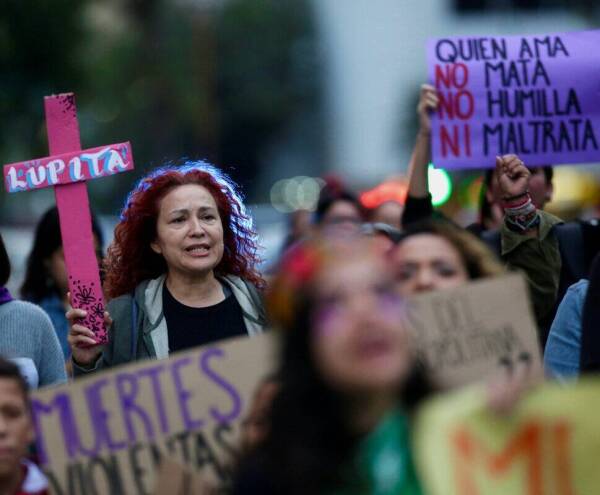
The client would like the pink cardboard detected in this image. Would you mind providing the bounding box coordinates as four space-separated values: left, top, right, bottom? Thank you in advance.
55 182 108 344
3 142 133 193
46 94 111 344
2 93 135 344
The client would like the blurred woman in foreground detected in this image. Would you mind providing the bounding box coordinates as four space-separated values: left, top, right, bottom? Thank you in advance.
233 236 428 494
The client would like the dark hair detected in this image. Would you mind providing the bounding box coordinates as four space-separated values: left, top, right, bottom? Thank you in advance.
314 184 363 224
395 219 504 280
0 358 29 407
480 166 553 225
238 238 430 494
538 166 554 185
478 181 494 230
483 165 553 189
0 234 10 287
104 161 264 299
20 207 104 302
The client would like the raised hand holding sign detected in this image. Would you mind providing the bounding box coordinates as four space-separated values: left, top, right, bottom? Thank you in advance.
3 93 134 345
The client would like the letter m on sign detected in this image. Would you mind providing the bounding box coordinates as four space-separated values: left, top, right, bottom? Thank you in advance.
451 423 544 495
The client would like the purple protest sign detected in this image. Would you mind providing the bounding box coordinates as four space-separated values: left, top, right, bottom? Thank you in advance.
427 30 600 169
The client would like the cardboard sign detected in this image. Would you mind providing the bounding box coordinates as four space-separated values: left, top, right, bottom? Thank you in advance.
427 30 600 169
404 274 543 389
152 461 208 495
414 379 600 495
31 334 276 495
4 142 133 192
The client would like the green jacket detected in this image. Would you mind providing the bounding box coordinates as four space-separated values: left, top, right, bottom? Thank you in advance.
74 274 266 376
500 210 562 330
331 408 422 495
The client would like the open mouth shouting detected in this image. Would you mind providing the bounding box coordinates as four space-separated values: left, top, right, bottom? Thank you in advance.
185 243 212 257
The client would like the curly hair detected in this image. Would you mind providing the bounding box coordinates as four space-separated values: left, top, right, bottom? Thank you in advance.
396 219 505 280
104 161 264 299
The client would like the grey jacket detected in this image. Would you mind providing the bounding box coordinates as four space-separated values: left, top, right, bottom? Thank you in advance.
74 274 266 376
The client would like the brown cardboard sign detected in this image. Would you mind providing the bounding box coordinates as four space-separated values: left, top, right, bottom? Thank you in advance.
31 333 275 495
404 274 543 389
152 461 210 495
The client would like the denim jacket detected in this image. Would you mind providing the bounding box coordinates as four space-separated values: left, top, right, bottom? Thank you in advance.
544 279 588 379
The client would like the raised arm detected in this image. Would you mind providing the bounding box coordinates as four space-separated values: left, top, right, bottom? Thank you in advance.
496 155 562 339
402 84 438 225
407 84 437 198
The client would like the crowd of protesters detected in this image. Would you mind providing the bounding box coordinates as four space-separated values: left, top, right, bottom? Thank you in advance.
0 82 599 494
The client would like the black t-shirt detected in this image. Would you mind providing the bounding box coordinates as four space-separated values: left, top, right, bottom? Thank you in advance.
163 284 247 352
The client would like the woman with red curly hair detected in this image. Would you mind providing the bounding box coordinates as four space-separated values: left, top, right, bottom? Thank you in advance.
68 161 267 374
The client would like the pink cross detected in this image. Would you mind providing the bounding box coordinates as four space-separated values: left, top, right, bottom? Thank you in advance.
3 93 134 344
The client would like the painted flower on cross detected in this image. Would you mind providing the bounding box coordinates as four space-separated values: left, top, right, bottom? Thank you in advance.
74 284 96 306
91 302 105 320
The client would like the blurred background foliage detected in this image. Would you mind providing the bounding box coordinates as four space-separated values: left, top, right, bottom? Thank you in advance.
0 0 322 220
2 0 600 226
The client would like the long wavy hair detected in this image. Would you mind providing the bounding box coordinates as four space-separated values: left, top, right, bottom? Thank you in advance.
104 161 264 299
236 237 430 494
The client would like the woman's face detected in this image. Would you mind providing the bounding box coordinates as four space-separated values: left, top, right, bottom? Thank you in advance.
151 184 225 279
391 233 469 296
310 252 412 395
320 200 362 236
